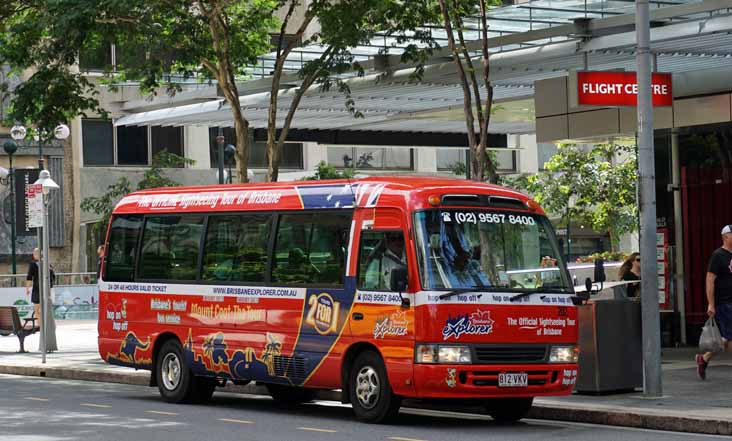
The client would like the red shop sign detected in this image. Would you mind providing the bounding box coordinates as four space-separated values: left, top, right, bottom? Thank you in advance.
576 71 673 107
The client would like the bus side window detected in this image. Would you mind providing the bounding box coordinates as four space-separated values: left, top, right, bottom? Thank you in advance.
105 215 143 282
358 231 407 291
138 215 205 281
272 212 351 286
202 214 273 283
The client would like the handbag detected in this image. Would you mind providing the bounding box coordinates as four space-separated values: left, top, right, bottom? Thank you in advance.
699 317 725 353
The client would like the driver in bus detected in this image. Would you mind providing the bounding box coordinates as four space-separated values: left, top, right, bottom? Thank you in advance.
450 248 490 288
363 232 406 290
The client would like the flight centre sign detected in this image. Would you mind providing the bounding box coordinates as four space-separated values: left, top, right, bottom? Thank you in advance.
570 71 673 107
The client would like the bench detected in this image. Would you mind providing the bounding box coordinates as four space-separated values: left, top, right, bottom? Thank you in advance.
0 306 40 353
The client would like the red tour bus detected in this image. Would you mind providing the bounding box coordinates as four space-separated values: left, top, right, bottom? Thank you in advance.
98 176 579 423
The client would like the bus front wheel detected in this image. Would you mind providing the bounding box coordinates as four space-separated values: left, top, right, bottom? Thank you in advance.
485 397 533 423
156 339 214 404
348 350 401 423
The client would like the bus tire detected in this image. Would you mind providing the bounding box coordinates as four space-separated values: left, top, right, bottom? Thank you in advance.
485 397 533 423
266 384 317 406
348 350 401 423
156 339 195 403
190 377 217 404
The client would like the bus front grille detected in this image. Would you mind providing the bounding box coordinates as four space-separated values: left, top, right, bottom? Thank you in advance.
473 344 548 364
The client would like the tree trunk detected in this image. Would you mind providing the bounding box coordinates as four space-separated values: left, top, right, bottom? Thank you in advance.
439 0 478 178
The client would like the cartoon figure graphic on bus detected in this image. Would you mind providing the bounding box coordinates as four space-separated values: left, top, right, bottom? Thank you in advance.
106 332 152 367
186 330 286 381
261 333 283 377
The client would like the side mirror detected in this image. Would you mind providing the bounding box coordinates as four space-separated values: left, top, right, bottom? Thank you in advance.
389 267 410 307
584 277 593 294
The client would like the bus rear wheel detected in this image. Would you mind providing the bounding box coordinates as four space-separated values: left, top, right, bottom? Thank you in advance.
266 384 317 406
348 350 401 423
485 397 533 423
156 339 215 404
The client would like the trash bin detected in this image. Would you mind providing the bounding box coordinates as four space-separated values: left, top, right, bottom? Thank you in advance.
575 299 643 393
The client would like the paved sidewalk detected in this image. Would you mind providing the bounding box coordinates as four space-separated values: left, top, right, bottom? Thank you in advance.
1 320 731 435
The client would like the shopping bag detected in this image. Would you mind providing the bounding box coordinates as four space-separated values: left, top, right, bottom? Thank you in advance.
699 317 725 353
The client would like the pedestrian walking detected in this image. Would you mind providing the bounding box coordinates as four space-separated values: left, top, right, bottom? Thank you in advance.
696 225 732 380
96 244 105 280
25 248 41 328
618 252 641 298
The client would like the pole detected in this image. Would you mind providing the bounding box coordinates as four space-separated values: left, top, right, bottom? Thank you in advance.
41 193 52 362
566 200 571 262
217 128 225 185
636 0 662 397
9 153 17 286
38 224 45 363
38 133 44 170
671 128 687 344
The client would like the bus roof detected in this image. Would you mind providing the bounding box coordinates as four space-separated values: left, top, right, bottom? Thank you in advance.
111 176 541 216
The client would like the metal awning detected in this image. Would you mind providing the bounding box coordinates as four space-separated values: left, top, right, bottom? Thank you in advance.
115 0 732 135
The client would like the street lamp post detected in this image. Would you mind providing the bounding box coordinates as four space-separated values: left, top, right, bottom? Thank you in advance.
34 170 59 364
1 140 18 285
225 144 236 184
216 129 225 185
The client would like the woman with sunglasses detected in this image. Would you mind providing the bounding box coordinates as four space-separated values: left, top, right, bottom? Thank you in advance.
618 252 641 298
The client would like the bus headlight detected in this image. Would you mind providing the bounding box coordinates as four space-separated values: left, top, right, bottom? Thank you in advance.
549 345 579 363
416 345 471 364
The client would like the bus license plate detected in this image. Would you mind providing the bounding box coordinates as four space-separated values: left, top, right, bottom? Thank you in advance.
498 372 528 387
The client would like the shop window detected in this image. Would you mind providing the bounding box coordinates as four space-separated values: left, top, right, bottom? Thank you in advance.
538 143 558 171
83 121 184 166
202 214 273 283
151 126 184 159
104 215 143 282
82 120 114 166
208 127 303 169
271 213 351 286
116 125 149 165
327 147 413 170
437 148 468 171
495 149 518 173
138 215 205 281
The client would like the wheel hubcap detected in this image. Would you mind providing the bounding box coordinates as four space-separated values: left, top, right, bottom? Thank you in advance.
161 353 181 391
356 365 380 410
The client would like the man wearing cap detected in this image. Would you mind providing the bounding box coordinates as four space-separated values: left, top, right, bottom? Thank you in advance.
697 225 732 380
363 232 406 290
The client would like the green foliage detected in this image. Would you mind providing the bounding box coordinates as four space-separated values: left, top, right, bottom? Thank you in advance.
81 151 194 232
508 143 638 251
301 161 355 180
576 251 630 263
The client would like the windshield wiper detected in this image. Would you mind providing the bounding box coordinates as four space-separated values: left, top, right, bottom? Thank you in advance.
509 287 573 302
438 287 501 300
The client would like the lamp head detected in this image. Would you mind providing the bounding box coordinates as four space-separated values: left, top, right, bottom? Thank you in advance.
3 140 18 155
10 125 27 141
224 144 236 161
54 124 70 140
34 169 60 195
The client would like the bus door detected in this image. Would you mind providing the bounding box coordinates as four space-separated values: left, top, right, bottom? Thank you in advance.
270 211 354 386
351 207 415 362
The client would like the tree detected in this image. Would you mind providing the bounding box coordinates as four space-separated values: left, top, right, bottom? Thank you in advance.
438 0 499 183
1 0 276 182
265 0 439 182
81 151 194 232
507 143 638 252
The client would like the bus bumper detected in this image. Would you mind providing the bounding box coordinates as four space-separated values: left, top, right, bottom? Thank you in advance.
413 363 578 399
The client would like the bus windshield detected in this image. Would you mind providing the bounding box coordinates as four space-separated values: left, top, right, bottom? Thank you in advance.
414 209 572 293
